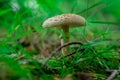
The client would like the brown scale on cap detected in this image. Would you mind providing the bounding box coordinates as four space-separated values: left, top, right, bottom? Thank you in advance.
42 14 85 28
42 14 86 56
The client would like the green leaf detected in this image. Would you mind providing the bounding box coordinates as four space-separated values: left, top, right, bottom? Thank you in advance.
0 9 11 16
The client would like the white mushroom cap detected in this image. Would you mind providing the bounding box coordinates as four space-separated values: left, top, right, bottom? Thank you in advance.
42 14 86 28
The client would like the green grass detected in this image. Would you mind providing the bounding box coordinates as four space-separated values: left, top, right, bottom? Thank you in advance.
0 0 120 80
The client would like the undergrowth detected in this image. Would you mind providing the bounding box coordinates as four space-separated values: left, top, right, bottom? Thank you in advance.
0 0 120 80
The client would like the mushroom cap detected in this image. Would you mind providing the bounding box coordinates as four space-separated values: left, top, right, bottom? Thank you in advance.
42 14 86 28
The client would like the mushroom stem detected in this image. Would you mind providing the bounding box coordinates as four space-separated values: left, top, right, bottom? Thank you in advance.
61 25 69 56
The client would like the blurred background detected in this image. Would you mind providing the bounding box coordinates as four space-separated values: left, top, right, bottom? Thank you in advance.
0 0 120 80
0 0 120 53
0 0 120 56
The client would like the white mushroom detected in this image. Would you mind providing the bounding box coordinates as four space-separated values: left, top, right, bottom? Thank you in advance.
42 14 86 56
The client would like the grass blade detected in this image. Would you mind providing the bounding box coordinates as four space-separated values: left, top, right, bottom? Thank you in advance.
89 20 120 25
0 9 11 16
77 1 103 14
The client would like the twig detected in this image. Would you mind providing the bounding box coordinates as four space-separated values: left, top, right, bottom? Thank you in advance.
42 42 83 67
53 42 83 55
61 48 85 59
106 70 118 80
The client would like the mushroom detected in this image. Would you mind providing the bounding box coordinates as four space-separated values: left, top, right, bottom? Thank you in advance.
42 14 86 56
